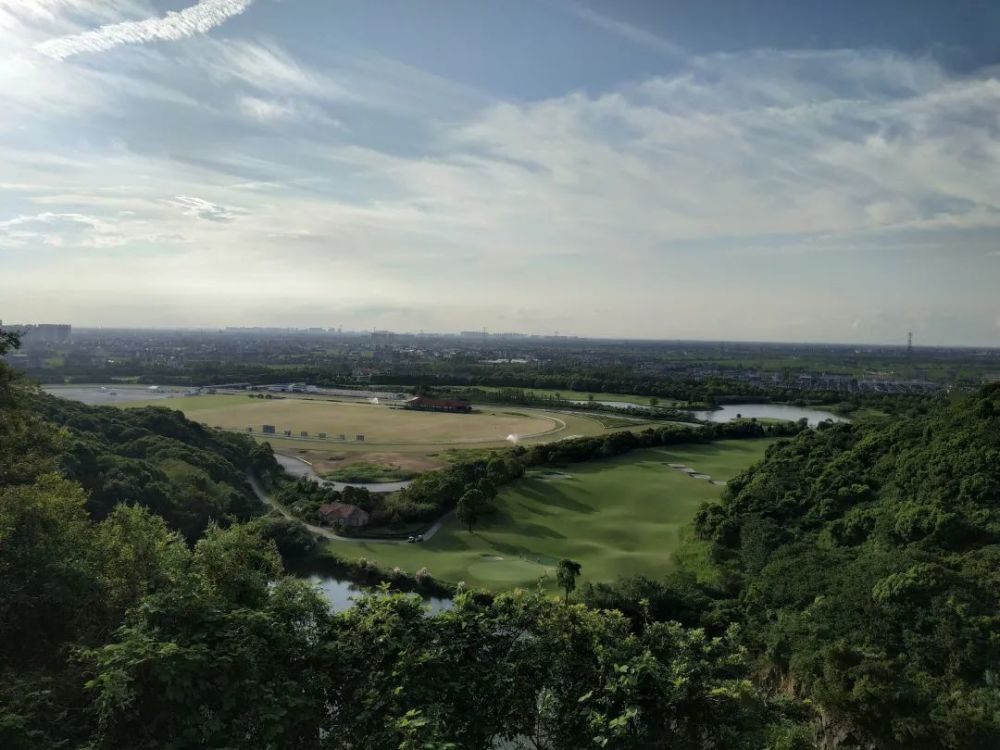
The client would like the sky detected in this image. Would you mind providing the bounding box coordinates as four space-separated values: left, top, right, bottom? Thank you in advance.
1 0 998 345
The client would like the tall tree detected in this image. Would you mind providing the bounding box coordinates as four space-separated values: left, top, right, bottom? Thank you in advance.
556 559 582 604
0 327 19 356
457 489 484 532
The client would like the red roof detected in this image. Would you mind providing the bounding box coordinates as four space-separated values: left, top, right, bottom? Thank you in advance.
317 502 369 523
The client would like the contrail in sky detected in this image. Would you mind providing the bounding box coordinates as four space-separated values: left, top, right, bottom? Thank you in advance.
35 0 254 61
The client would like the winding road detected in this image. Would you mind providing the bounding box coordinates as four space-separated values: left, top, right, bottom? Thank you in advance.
249 463 453 545
274 453 414 493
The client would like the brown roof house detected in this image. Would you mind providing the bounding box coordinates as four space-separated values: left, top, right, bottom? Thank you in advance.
317 502 370 529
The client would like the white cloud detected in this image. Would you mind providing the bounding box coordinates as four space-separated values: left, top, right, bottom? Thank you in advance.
167 196 246 222
2 24 999 342
553 0 684 58
34 0 253 61
198 38 485 115
237 94 342 126
0 211 119 247
203 37 337 98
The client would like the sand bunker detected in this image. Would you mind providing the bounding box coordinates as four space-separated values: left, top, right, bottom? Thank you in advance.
666 463 726 485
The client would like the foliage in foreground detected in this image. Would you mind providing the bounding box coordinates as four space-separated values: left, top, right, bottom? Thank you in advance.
693 386 1000 749
1 336 807 748
0 484 809 749
5 329 998 748
28 393 280 539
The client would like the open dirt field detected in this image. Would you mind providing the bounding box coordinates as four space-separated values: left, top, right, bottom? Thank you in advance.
121 394 581 447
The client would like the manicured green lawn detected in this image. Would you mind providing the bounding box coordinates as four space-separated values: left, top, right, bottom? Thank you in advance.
327 439 774 591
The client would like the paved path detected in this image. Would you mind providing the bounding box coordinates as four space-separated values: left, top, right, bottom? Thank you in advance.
274 454 413 493
249 469 452 545
248 472 354 542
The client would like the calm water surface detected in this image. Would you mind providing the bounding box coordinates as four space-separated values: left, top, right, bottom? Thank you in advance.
570 399 653 410
691 403 845 426
306 574 453 614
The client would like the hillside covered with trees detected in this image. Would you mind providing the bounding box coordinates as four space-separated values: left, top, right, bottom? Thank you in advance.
2 326 998 748
692 388 1000 748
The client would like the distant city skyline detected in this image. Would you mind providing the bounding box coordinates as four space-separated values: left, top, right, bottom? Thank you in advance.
5 319 985 351
2 1 999 346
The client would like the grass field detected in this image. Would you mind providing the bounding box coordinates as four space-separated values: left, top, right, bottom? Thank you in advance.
327 439 774 591
320 462 416 483
122 394 578 446
118 394 626 475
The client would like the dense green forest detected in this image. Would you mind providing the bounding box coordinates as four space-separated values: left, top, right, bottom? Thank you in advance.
25 393 280 540
2 329 998 748
692 389 1000 748
1 333 810 748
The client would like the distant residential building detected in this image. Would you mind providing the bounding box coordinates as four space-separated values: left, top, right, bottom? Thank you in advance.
371 330 396 346
317 502 370 528
352 367 381 382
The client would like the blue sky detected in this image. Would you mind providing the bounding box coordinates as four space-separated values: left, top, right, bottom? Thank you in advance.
1 0 998 345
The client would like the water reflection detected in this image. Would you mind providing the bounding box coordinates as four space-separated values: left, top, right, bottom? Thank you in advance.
691 403 845 427
305 574 453 614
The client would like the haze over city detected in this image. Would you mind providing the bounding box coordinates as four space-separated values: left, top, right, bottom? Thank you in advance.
2 0 999 345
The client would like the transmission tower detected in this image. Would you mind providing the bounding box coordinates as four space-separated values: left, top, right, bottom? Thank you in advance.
907 331 913 356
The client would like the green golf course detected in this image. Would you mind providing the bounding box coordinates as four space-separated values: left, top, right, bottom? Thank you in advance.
326 438 775 591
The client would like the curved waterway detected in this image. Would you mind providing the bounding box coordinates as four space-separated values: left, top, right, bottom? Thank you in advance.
691 403 846 426
306 574 453 614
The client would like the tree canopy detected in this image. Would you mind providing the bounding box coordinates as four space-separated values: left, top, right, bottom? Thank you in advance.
693 386 1000 748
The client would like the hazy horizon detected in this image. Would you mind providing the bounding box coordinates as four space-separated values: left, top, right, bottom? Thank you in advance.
8 320 991 350
2 1 999 346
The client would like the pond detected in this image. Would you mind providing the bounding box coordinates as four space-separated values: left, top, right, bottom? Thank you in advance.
690 403 846 426
570 399 653 410
305 574 453 614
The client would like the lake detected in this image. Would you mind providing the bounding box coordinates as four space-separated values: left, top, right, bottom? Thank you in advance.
690 403 846 426
305 574 453 614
